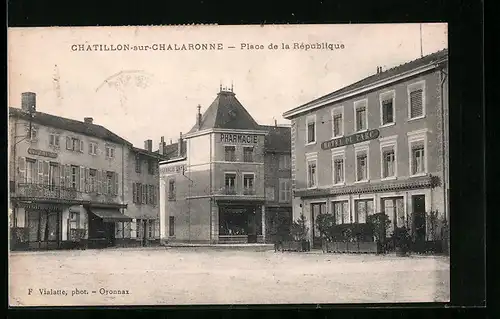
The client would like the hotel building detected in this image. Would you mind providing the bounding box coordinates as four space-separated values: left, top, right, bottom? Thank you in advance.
282 49 449 249
158 87 292 244
8 92 163 250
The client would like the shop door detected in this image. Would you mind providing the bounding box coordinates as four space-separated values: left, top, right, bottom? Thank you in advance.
104 223 115 247
311 203 326 249
412 195 426 242
27 210 61 250
143 220 148 246
247 209 257 243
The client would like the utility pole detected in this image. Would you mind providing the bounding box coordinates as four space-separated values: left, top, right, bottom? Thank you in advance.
419 24 424 58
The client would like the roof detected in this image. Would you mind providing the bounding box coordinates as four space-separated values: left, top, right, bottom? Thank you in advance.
283 48 448 118
259 125 291 153
153 140 187 159
9 107 132 146
188 90 262 133
132 147 169 160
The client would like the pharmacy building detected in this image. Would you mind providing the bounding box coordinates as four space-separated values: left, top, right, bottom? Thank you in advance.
158 88 293 244
9 92 164 251
283 49 449 249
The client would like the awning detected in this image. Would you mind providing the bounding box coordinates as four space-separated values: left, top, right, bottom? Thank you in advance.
89 208 132 222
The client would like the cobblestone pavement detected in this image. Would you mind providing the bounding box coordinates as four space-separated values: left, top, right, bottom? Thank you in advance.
9 247 450 306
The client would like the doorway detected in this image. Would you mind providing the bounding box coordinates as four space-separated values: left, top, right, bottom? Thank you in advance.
311 202 326 249
412 195 426 242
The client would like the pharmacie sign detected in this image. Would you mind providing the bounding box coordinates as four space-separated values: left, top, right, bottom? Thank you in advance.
220 133 258 144
321 129 380 150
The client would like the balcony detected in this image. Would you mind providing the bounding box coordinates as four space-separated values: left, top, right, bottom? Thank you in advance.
243 187 256 195
13 183 118 204
214 186 258 196
224 186 237 195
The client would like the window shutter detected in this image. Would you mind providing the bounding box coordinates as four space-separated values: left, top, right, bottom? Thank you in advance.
64 165 70 188
60 165 65 187
97 170 102 194
18 157 26 182
410 89 423 118
43 161 49 185
85 168 90 192
79 166 85 192
133 183 137 203
79 140 84 153
66 137 71 150
154 220 159 239
114 173 119 196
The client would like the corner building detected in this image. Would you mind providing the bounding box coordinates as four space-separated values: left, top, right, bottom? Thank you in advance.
159 88 292 244
283 50 449 249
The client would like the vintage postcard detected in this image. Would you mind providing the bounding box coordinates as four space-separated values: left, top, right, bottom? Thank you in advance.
8 24 449 306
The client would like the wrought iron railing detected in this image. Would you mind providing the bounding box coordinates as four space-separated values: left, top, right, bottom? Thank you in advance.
213 186 258 196
224 186 236 195
243 188 256 195
15 183 118 203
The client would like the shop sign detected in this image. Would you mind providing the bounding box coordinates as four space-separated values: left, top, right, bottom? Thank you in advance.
18 202 63 212
160 164 186 175
28 148 58 158
321 129 380 150
220 133 258 144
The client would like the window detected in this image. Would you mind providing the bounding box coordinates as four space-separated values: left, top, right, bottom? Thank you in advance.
169 216 175 236
133 182 142 203
88 142 97 155
243 173 255 195
26 158 37 183
380 91 395 125
106 172 114 195
307 160 317 188
142 184 147 204
168 179 176 201
332 106 344 137
355 199 374 224
333 157 344 184
408 81 426 119
382 150 396 178
382 197 405 234
69 212 80 230
279 178 291 202
225 173 236 194
332 201 350 224
27 127 38 141
224 146 236 162
71 165 79 189
148 159 155 174
278 154 291 169
106 146 115 158
148 220 153 238
243 147 254 162
408 129 428 176
356 152 368 182
135 155 141 173
306 115 316 144
66 137 83 152
49 134 60 147
48 163 59 189
354 100 368 131
89 169 97 192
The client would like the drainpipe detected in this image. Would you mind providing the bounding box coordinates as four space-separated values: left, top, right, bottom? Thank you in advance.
209 134 213 243
439 65 448 224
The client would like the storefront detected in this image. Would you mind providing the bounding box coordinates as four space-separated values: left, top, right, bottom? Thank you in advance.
217 201 263 244
86 206 132 249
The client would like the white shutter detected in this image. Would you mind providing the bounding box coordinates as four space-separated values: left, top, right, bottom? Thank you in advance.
80 140 84 153
37 161 43 184
18 157 26 183
79 167 85 192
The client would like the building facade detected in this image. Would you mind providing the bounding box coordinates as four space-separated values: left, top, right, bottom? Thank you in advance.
283 50 449 249
8 92 162 250
159 88 292 244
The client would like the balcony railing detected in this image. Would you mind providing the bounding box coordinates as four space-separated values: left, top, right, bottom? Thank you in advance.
243 187 255 195
214 186 258 196
14 183 118 203
224 186 236 195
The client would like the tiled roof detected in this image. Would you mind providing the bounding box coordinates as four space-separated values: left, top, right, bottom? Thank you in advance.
284 48 448 118
9 107 132 146
188 91 262 133
153 140 187 160
260 125 291 153
132 147 169 160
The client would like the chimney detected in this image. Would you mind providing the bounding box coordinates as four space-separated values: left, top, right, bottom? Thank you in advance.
21 92 36 113
274 119 278 127
144 139 153 152
197 105 202 129
84 117 93 124
158 136 165 155
170 139 172 145
178 132 183 157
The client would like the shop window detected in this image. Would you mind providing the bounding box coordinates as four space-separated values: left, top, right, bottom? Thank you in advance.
243 147 254 162
148 220 154 238
224 146 236 161
124 222 131 238
332 201 349 224
382 197 405 234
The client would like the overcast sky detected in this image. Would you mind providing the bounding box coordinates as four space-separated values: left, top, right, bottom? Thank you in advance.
8 24 447 148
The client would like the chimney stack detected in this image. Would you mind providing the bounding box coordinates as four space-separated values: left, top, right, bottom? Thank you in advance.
21 92 36 113
170 139 172 145
275 119 278 127
84 117 94 124
197 105 202 129
144 139 153 152
178 132 183 157
158 136 165 155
